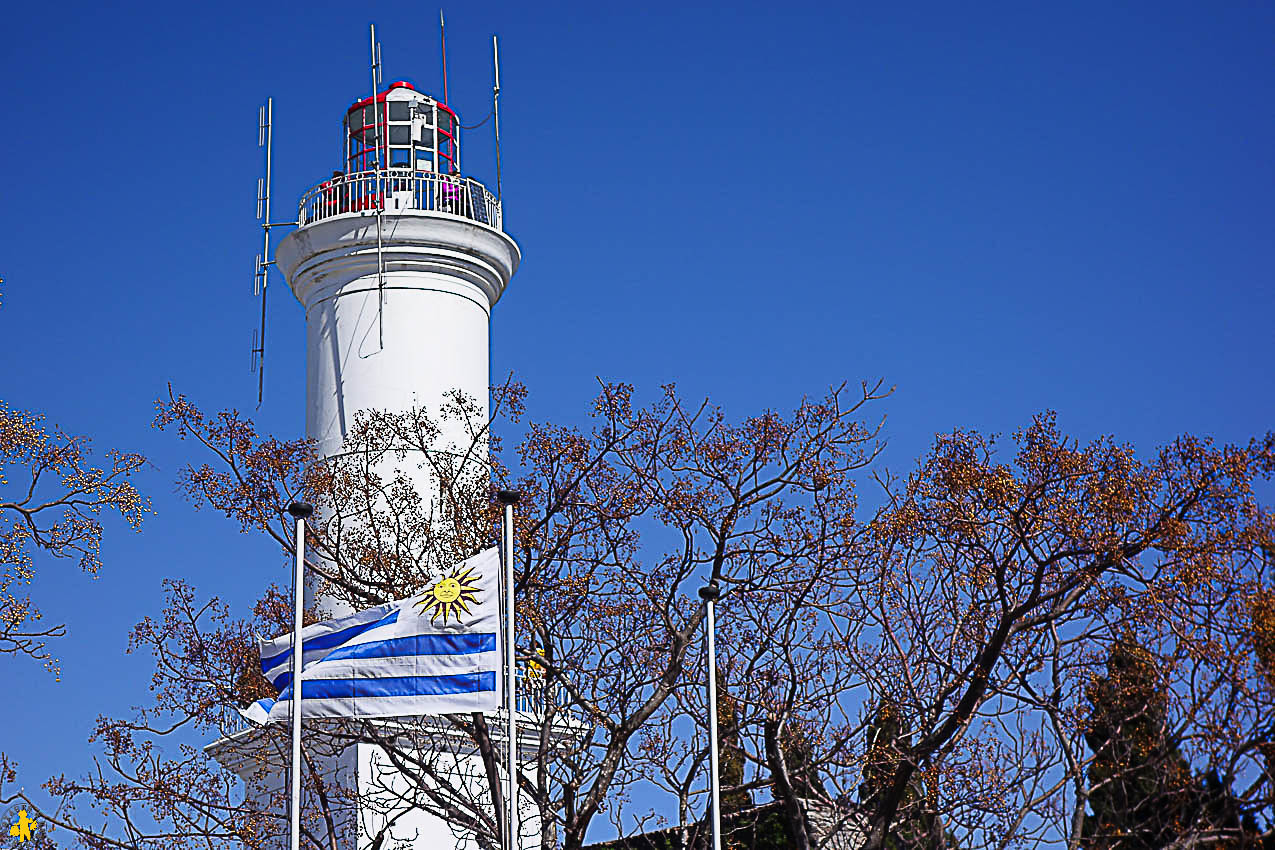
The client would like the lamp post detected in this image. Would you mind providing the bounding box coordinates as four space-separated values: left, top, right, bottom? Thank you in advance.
285 501 314 850
698 581 723 850
497 489 521 850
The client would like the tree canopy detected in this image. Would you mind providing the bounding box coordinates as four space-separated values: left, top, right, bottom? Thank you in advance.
3 379 1272 850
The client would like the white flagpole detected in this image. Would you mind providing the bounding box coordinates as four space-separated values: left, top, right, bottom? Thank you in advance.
699 582 723 850
497 489 521 850
287 502 314 850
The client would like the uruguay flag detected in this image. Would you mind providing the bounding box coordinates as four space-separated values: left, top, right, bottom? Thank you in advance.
248 548 502 722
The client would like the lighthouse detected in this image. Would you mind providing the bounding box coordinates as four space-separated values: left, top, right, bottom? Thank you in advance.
210 73 537 850
275 80 519 618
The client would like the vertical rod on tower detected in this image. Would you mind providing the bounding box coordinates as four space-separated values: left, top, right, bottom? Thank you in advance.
440 10 450 105
498 490 521 850
492 36 503 204
255 97 274 406
287 502 314 850
699 582 723 850
369 25 383 173
370 24 386 350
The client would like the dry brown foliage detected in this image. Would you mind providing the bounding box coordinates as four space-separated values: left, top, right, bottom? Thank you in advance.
0 382 148 670
5 381 1273 850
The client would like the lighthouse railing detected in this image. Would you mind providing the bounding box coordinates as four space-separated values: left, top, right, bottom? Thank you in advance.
298 169 503 231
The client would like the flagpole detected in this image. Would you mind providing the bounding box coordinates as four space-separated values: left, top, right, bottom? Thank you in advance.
287 502 314 850
698 582 723 850
497 489 521 850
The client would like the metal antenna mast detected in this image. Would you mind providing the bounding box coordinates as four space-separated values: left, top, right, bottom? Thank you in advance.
251 98 298 405
370 24 386 351
253 98 274 406
440 10 450 106
493 36 503 203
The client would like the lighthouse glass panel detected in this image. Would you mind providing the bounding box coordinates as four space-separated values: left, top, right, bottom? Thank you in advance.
346 104 388 172
352 106 377 141
435 107 457 173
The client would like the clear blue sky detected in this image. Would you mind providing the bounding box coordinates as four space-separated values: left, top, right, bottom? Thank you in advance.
1 0 1272 828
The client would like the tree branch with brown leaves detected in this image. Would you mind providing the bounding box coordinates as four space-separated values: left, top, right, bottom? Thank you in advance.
0 400 148 670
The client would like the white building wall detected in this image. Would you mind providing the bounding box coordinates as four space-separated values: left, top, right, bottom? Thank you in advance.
275 212 519 617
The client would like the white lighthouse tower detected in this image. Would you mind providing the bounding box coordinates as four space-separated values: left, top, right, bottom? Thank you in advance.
277 80 519 619
210 72 536 850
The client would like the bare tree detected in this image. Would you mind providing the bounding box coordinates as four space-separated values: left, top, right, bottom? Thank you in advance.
9 385 1272 850
705 417 1275 849
0 280 149 671
8 379 885 849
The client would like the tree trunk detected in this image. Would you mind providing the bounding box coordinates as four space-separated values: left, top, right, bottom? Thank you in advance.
470 712 507 849
765 717 814 850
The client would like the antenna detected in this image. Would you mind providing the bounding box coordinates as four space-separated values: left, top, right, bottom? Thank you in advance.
440 10 450 105
250 97 299 406
252 97 273 406
370 24 387 351
369 23 384 172
493 35 503 203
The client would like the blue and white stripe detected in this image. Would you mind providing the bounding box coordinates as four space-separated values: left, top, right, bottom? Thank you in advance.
249 547 502 722
239 698 274 726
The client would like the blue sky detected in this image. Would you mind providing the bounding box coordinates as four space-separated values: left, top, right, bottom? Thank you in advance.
1 0 1272 832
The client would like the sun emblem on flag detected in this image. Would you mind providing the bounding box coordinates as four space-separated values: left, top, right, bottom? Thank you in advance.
416 566 482 624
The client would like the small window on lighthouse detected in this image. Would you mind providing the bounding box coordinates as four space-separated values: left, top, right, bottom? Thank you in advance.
390 125 411 145
388 101 410 122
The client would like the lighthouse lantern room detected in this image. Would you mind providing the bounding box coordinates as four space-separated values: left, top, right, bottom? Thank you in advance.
344 80 459 173
297 80 499 228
